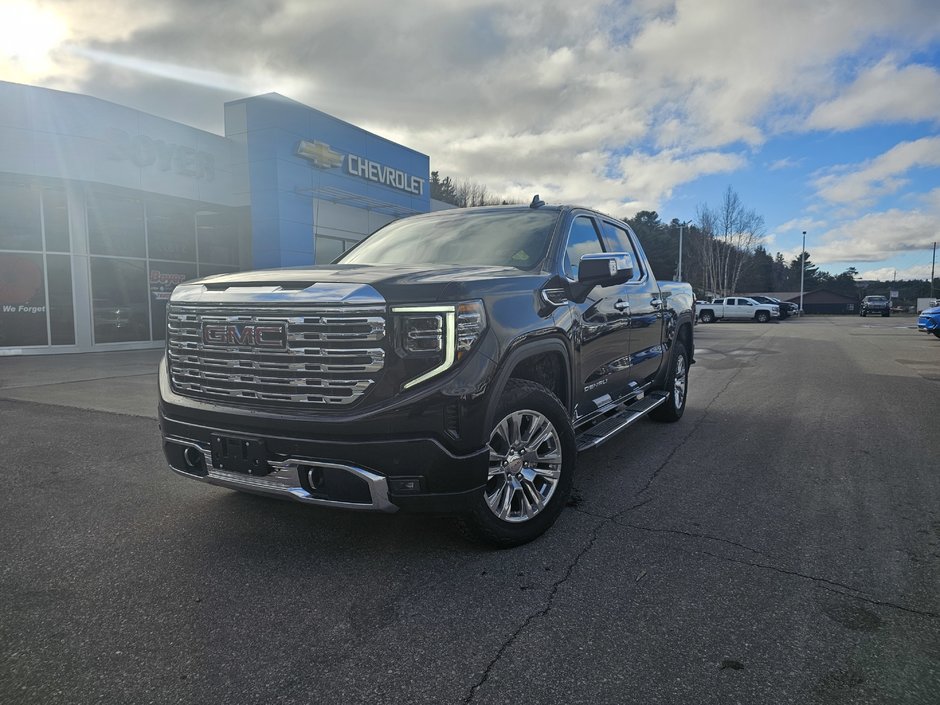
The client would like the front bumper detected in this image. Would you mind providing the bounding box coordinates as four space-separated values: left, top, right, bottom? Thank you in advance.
918 315 939 332
158 358 491 514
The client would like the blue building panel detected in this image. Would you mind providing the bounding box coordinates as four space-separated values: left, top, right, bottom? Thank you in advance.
226 92 430 269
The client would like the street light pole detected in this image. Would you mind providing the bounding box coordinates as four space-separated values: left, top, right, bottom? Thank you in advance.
931 241 937 300
799 231 806 316
677 221 688 281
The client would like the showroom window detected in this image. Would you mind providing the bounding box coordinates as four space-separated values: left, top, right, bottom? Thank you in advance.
87 193 146 258
43 187 70 253
0 252 48 346
148 260 196 340
147 199 197 262
197 210 240 266
0 178 42 251
90 258 150 344
315 235 359 264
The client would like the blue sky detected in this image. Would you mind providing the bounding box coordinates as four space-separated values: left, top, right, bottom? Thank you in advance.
2 0 939 281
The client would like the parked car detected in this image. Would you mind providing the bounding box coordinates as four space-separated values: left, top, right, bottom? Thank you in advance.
860 295 890 317
749 295 795 319
917 303 940 338
697 297 779 323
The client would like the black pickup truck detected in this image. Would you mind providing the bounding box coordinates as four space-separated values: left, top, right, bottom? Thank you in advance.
159 202 695 545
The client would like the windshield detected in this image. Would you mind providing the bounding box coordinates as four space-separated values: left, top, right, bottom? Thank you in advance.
867 296 887 302
338 210 560 270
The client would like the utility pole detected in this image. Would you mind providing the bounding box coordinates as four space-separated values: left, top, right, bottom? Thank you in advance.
931 241 937 299
677 221 689 281
799 231 806 316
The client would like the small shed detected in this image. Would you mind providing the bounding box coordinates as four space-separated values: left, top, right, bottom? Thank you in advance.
780 289 858 314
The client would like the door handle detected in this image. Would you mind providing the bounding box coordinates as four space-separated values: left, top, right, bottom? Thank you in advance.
614 300 630 311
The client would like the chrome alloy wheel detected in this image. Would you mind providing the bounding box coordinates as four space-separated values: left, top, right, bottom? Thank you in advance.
485 409 563 523
672 353 687 410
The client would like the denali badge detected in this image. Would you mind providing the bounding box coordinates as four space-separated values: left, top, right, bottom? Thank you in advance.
202 322 287 349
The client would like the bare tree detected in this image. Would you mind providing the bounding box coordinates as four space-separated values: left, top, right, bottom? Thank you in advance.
695 186 766 296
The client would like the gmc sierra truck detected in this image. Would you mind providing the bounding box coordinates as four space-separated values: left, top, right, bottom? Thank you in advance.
697 297 779 323
159 201 695 546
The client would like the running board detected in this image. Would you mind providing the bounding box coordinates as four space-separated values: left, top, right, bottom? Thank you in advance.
575 392 669 452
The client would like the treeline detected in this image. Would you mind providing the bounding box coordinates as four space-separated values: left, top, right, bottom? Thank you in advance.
625 205 935 302
429 171 521 207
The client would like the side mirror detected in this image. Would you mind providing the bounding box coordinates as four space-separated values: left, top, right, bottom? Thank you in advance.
577 253 634 286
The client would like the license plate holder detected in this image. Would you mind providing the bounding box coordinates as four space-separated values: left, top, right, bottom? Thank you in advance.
210 434 271 476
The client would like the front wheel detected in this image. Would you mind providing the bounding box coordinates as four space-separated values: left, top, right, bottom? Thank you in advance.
651 341 689 423
457 380 576 547
700 310 715 324
756 311 770 323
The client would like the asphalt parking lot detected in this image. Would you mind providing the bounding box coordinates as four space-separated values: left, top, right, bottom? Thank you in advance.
1 317 938 704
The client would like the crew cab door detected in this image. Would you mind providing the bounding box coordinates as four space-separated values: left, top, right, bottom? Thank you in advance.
563 215 634 416
599 219 664 387
724 297 747 318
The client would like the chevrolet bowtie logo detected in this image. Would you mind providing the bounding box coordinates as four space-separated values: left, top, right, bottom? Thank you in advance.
296 140 345 169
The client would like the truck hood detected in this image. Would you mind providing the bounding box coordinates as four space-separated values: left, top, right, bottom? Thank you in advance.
177 263 546 306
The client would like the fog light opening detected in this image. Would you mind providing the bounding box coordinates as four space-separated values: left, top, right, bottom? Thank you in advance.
183 446 204 469
307 467 325 490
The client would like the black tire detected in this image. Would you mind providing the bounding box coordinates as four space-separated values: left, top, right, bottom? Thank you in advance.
456 379 576 548
861 310 867 317
933 331 940 339
883 311 890 317
651 339 689 423
700 310 715 324
756 311 770 323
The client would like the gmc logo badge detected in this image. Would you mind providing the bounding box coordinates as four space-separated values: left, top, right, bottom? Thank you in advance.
202 323 287 349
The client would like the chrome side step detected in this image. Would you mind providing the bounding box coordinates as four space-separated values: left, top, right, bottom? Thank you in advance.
575 392 669 452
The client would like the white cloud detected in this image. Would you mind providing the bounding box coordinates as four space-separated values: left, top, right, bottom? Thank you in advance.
807 59 940 130
5 0 940 220
814 137 940 205
858 264 935 280
808 209 940 264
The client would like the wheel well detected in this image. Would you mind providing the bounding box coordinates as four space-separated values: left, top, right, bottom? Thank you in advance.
677 322 692 350
508 351 568 409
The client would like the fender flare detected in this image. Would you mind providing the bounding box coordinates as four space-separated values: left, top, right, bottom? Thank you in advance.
483 336 572 433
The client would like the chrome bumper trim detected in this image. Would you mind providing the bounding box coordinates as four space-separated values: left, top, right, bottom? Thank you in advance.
164 436 397 513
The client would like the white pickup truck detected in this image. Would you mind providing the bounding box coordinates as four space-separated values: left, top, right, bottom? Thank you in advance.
698 296 779 323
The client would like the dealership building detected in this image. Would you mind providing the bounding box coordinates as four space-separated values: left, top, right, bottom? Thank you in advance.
0 81 433 354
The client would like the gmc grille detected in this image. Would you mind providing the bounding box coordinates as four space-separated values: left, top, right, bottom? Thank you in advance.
167 303 386 408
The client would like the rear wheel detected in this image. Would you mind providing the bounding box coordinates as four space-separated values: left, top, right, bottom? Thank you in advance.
756 311 770 323
651 340 689 423
457 379 575 547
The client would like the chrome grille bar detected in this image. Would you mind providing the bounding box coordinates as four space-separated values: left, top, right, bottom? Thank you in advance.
167 303 386 408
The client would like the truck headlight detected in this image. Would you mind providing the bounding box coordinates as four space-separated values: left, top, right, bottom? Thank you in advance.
392 301 486 389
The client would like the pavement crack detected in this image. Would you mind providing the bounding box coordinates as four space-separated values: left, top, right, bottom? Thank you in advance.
815 583 940 620
464 517 606 703
695 548 871 595
693 548 940 619
615 520 770 558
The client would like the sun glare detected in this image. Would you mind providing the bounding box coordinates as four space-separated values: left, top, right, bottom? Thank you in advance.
0 1 67 75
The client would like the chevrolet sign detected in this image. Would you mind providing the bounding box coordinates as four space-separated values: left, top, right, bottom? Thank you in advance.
296 139 425 196
296 140 344 169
